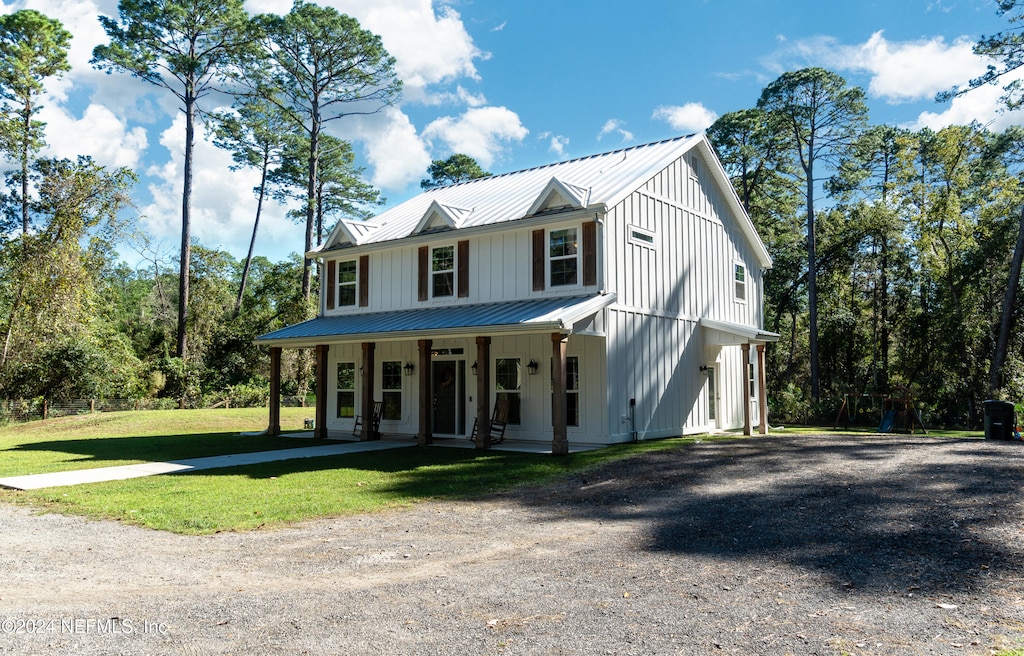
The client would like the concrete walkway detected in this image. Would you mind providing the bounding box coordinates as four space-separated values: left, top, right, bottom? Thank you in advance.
0 440 415 491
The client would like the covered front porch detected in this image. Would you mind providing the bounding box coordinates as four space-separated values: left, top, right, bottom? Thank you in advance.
256 294 616 454
701 318 780 436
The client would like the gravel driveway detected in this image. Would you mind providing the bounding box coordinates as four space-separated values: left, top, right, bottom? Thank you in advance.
1 433 1022 656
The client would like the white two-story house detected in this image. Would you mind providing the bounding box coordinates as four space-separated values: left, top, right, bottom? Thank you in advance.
256 134 777 453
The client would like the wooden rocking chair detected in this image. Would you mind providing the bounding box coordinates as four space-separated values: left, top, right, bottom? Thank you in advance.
353 400 384 438
469 397 511 445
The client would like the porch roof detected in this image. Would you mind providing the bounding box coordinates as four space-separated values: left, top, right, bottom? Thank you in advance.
701 318 780 345
255 293 617 348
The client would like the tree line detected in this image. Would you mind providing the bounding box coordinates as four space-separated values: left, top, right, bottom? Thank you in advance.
2 0 1023 427
709 0 1024 426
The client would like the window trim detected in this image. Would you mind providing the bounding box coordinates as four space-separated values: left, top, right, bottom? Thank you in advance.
336 361 356 419
430 244 456 298
336 258 358 308
734 261 747 303
381 360 402 421
628 225 656 248
547 226 581 289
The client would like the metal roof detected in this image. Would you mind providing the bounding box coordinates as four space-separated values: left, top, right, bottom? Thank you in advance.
256 293 617 347
313 133 772 269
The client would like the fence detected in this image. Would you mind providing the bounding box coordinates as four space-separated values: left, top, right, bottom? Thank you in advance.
0 396 313 424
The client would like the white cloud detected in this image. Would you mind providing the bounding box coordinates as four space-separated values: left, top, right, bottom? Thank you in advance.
598 119 633 142
140 114 298 258
251 0 486 103
548 134 569 158
422 106 528 169
652 103 718 133
39 102 147 169
913 77 1024 131
339 107 432 191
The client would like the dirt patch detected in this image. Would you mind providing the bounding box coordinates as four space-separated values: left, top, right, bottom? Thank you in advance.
1 434 1022 655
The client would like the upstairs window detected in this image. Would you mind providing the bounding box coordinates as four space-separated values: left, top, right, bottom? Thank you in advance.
338 260 357 306
432 245 455 297
549 228 578 287
734 263 746 302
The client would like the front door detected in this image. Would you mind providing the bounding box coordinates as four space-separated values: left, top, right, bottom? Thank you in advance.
432 360 465 435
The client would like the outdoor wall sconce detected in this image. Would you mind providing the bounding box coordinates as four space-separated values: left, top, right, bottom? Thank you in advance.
403 362 415 376
527 359 539 375
699 364 709 375
471 361 478 375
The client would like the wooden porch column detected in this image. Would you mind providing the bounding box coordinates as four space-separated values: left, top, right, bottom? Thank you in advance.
757 344 768 435
315 344 329 439
360 342 377 440
417 339 432 446
475 336 491 449
268 347 282 436
741 342 752 436
551 332 569 455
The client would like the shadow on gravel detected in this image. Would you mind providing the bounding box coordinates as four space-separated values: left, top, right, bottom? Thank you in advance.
523 434 1024 595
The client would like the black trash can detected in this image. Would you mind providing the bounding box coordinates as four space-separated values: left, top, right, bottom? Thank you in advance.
983 400 1015 440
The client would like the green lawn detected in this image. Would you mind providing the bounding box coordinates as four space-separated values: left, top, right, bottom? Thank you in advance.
0 407 689 534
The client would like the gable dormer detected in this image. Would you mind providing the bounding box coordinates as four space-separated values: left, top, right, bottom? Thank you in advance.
323 219 378 249
527 177 591 216
414 200 473 234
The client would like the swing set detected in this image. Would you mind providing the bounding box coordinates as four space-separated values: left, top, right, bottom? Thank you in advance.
832 388 927 433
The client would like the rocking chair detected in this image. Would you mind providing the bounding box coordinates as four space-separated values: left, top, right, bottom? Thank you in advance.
353 400 384 439
469 397 511 445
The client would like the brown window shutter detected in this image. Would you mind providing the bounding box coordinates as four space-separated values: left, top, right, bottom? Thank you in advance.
418 245 429 301
457 240 469 298
326 260 336 310
358 255 369 307
532 229 545 291
582 221 597 287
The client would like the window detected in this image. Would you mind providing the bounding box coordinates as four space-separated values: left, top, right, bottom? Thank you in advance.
734 263 746 301
629 227 655 246
337 362 355 418
494 358 522 425
382 361 402 421
432 245 454 297
338 260 357 306
551 356 580 427
549 228 578 286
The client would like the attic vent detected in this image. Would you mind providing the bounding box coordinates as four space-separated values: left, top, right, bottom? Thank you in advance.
688 154 699 179
414 201 473 234
527 177 591 216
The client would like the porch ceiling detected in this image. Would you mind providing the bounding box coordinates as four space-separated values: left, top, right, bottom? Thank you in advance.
255 293 617 348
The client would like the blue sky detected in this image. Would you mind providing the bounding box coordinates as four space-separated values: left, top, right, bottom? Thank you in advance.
2 0 1023 266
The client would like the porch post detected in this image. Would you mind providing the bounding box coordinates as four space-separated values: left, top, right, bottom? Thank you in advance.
756 344 768 435
315 344 329 439
551 332 569 455
360 342 377 440
475 336 491 449
417 339 432 446
742 342 752 436
268 346 282 436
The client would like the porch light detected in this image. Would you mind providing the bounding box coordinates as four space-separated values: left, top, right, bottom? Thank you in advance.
404 362 415 376
699 365 709 375
471 361 478 375
527 359 539 375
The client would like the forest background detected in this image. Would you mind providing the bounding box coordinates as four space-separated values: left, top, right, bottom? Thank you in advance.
3 0 1024 429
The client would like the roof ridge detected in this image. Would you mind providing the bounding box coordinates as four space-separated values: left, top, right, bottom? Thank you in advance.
430 133 697 191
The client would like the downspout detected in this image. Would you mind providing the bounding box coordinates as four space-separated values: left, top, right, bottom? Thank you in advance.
630 397 637 442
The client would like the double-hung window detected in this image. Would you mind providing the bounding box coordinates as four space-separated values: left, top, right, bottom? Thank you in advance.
734 263 747 302
338 260 357 307
382 361 402 420
549 228 578 287
337 363 356 418
495 358 522 425
432 245 455 297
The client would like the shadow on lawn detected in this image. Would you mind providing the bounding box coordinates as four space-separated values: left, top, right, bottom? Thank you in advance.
514 435 1024 596
9 432 317 464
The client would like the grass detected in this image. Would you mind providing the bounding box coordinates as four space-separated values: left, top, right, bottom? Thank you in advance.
0 407 691 534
